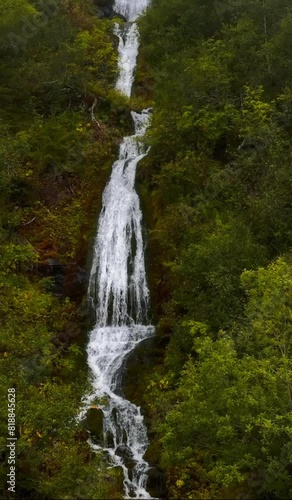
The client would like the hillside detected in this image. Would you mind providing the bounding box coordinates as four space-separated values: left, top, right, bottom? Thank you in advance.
1 0 292 498
136 0 292 497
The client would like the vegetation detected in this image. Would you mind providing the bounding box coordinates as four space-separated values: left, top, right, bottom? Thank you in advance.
2 0 292 498
0 0 125 497
137 0 292 497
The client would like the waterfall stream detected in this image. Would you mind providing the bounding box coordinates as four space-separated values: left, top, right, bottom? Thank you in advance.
82 1 154 498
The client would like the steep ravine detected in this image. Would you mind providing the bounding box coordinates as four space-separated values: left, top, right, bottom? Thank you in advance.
80 0 156 498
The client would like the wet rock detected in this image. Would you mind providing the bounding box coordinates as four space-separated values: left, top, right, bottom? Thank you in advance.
122 429 128 444
105 431 115 448
86 407 104 444
110 465 125 492
101 6 113 17
115 444 130 458
64 264 88 301
115 444 136 474
122 336 155 404
75 265 87 284
93 0 117 18
147 467 166 499
112 407 118 425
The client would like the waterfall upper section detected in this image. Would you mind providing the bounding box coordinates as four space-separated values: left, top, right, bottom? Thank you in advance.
115 23 139 98
83 0 154 498
114 0 148 22
88 110 151 328
114 0 148 97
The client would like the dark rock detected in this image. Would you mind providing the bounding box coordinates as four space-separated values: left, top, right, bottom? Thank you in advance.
113 11 127 22
105 431 115 448
122 429 128 444
74 266 87 284
122 336 155 404
147 467 166 499
86 407 104 444
93 0 117 18
112 407 118 425
47 258 63 268
102 6 112 16
115 444 130 458
115 444 136 474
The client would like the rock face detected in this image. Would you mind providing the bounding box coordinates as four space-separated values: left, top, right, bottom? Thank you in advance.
115 444 136 478
93 0 115 18
105 430 115 447
86 407 104 444
64 264 88 302
147 467 167 499
93 0 127 20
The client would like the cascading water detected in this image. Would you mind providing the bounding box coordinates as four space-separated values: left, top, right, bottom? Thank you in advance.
81 0 154 498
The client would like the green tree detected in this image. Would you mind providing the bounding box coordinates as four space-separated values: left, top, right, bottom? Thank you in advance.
158 257 292 498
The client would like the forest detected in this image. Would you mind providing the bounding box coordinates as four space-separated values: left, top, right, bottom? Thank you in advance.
1 0 292 498
137 0 292 498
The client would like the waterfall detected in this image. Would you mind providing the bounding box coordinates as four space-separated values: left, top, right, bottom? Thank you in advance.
82 1 154 498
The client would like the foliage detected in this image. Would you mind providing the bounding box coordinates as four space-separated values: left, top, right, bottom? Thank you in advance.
138 0 292 497
0 0 123 498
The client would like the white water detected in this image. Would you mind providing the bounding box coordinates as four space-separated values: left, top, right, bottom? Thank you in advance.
115 23 140 97
114 0 149 22
82 0 154 498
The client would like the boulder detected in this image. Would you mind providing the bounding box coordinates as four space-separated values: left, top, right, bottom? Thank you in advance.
115 444 136 475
